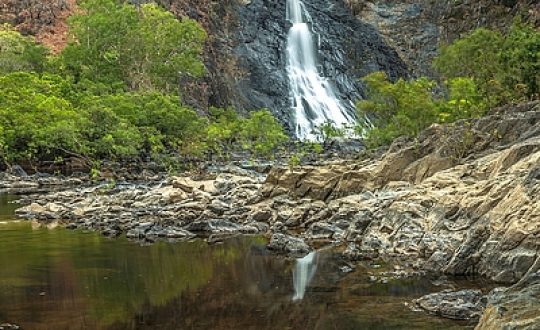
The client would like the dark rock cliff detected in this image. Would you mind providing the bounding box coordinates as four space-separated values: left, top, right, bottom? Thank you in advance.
231 0 408 132
347 0 539 78
161 0 409 132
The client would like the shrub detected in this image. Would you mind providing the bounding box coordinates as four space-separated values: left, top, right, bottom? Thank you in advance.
78 102 145 159
241 110 289 158
437 77 487 123
0 73 82 163
59 0 206 93
76 92 209 159
500 22 540 99
357 72 438 147
312 121 346 144
434 22 539 104
206 107 242 157
357 73 487 148
0 24 48 74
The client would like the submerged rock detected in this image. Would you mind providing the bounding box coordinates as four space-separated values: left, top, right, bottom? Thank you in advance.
0 324 20 330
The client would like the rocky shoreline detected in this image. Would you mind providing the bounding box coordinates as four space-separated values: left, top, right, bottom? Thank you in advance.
5 102 540 328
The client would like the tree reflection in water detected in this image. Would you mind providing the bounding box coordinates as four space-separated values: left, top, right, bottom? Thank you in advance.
0 218 472 330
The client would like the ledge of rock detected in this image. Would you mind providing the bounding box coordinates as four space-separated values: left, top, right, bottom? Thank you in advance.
413 289 487 321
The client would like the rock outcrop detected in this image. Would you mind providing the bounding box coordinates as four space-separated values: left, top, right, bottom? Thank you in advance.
0 0 76 53
413 289 487 321
478 268 540 329
9 101 540 328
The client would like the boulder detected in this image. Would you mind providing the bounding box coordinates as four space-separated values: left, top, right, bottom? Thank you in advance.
267 233 310 256
413 289 486 321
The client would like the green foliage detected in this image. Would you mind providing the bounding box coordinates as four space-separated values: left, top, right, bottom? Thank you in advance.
125 4 206 92
78 93 207 158
0 73 82 163
357 72 487 148
288 153 301 172
0 0 288 167
241 110 288 158
312 121 346 143
59 0 137 85
360 23 538 149
434 28 503 88
59 0 206 93
434 22 539 104
79 104 144 159
438 77 487 122
500 22 540 99
206 108 288 159
206 107 242 156
0 71 213 163
357 72 439 147
0 24 48 74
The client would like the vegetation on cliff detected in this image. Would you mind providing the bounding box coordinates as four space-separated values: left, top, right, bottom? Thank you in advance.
359 22 539 148
0 0 287 169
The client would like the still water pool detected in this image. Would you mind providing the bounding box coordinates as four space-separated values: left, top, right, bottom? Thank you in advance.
0 196 474 329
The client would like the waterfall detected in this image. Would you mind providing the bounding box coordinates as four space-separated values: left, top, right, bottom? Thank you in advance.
286 0 355 140
292 251 317 300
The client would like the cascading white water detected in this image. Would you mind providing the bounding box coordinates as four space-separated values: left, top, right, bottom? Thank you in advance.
292 251 317 300
286 0 355 140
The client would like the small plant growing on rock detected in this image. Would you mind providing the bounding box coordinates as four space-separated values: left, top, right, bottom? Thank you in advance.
312 121 346 145
288 154 301 172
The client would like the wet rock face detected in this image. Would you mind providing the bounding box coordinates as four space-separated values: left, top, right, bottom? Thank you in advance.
233 0 408 133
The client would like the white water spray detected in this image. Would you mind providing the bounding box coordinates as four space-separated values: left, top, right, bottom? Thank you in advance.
286 0 355 140
292 251 317 300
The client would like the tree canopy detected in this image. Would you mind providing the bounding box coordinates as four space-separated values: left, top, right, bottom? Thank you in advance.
359 22 538 148
0 0 288 168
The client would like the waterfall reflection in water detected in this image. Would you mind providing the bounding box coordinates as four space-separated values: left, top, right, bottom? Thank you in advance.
293 251 317 300
0 196 477 329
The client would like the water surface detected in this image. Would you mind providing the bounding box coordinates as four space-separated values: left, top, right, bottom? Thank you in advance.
0 196 474 329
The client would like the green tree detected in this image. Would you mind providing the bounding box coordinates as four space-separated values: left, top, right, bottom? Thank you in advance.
433 22 539 104
59 0 138 85
0 73 82 163
0 24 48 74
438 77 487 122
77 102 144 159
206 107 242 157
434 28 504 86
241 110 288 158
78 93 207 158
312 121 346 144
357 72 438 147
59 0 206 93
500 22 540 99
125 4 206 92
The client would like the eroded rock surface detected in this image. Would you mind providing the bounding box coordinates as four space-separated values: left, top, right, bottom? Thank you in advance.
414 289 486 321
